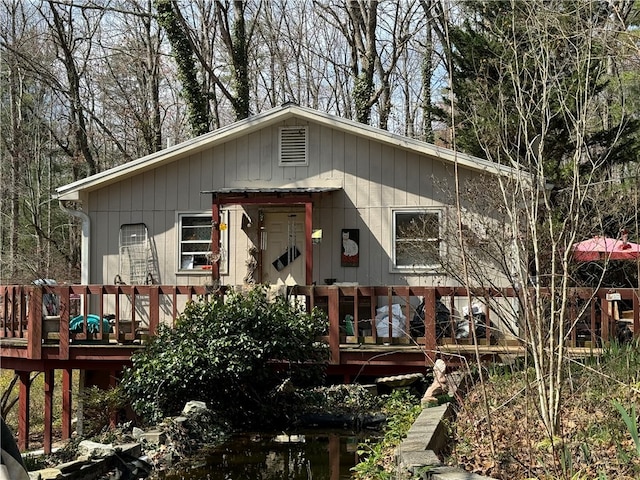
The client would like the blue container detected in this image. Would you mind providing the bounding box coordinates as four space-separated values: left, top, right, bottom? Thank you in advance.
69 314 111 334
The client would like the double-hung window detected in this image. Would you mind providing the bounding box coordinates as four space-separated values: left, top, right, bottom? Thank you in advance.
178 211 228 273
392 209 442 270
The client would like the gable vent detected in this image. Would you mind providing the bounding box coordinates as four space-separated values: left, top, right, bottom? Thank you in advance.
279 126 308 166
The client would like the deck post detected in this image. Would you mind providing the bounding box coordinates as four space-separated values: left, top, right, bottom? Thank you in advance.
211 195 221 283
328 287 340 364
59 287 70 360
328 434 340 480
130 286 137 336
485 298 491 344
601 296 610 343
590 299 597 347
386 287 393 339
18 371 31 451
62 369 73 440
16 286 24 337
149 286 159 335
44 370 54 454
77 370 85 437
305 201 313 286
27 287 42 360
569 296 577 347
424 289 437 363
109 371 118 429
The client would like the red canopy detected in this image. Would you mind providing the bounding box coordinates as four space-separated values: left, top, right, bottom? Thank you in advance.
572 236 640 262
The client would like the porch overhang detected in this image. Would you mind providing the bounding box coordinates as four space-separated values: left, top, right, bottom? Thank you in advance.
201 186 341 205
202 187 341 285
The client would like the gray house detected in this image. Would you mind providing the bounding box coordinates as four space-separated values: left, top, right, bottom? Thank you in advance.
54 104 517 295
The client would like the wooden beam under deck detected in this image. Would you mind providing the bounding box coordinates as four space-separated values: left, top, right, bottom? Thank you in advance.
44 370 54 454
62 369 72 440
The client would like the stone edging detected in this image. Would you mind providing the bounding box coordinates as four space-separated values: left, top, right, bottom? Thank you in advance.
28 443 142 480
395 369 498 480
396 403 497 479
396 403 494 480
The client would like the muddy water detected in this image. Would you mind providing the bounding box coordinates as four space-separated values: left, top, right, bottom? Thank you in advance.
159 430 377 480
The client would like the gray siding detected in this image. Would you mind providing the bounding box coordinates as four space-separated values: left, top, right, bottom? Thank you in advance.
87 117 482 288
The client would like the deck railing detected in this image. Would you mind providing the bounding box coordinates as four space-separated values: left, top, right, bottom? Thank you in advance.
0 284 217 360
292 285 638 361
1 284 638 362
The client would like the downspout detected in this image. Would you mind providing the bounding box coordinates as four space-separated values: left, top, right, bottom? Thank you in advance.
57 199 90 438
58 200 90 285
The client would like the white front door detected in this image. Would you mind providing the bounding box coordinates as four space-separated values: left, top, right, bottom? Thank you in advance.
262 211 305 286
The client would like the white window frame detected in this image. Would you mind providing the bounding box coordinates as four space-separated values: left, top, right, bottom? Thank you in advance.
278 126 308 166
390 208 443 272
177 211 228 275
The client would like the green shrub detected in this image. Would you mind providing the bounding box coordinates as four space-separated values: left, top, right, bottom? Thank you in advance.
22 454 48 471
121 286 328 426
81 385 128 437
351 389 422 479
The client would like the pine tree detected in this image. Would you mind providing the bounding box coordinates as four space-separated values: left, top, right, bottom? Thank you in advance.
440 0 640 187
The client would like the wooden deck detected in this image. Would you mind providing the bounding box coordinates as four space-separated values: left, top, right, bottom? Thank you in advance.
1 283 637 452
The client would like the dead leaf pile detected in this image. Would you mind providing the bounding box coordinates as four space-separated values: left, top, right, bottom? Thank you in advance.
449 362 640 479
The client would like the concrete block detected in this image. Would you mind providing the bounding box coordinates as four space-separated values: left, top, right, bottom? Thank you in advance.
397 449 441 468
77 440 115 458
116 442 142 457
394 371 499 480
360 384 378 395
182 400 208 415
139 430 166 445
397 438 428 452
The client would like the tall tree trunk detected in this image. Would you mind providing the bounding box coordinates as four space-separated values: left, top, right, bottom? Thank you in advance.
47 1 98 176
419 0 435 142
142 0 163 152
349 0 378 124
214 0 251 120
155 0 210 136
231 0 249 119
6 4 22 281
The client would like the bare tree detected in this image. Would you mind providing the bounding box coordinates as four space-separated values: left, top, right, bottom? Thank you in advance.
402 7 639 473
156 0 260 123
42 0 102 177
0 0 28 280
0 0 82 282
98 0 164 157
416 0 451 142
440 0 638 445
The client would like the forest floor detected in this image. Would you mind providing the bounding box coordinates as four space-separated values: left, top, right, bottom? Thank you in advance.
448 343 640 479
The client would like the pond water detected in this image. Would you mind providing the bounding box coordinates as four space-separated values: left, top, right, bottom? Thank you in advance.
158 429 377 480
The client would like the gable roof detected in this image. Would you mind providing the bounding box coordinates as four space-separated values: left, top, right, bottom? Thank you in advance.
54 104 527 201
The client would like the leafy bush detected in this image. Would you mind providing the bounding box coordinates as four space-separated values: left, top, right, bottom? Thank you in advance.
121 286 328 426
82 385 128 437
